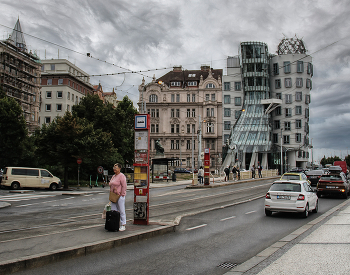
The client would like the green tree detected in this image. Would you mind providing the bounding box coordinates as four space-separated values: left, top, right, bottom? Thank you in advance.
34 111 120 188
320 155 342 167
0 89 28 168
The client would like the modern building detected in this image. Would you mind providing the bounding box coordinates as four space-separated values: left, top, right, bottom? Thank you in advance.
138 65 223 170
223 37 312 173
0 19 41 132
39 59 94 125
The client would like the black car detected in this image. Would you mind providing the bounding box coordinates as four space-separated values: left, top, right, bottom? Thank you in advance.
290 167 305 173
174 168 191 173
306 170 324 187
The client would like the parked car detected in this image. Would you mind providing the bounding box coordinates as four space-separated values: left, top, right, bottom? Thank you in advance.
1 167 62 190
317 166 350 198
188 168 198 173
174 168 191 173
264 180 318 218
280 172 310 184
306 170 325 187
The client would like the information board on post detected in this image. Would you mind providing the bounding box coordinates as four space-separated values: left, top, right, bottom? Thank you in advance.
133 114 150 225
204 148 210 185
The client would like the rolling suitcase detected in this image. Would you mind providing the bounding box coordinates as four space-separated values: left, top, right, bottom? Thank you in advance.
105 210 120 231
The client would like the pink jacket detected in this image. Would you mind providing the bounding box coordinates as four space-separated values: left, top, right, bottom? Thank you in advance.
109 173 127 197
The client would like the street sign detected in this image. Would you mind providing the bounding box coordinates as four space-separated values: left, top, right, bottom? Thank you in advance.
97 166 104 174
77 158 82 165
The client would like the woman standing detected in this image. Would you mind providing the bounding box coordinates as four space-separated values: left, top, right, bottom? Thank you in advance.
109 163 127 231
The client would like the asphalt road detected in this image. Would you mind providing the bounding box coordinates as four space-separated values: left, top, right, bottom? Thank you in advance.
1 181 345 275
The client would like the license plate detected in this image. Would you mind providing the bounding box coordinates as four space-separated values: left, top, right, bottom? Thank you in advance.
326 186 336 189
277 195 291 200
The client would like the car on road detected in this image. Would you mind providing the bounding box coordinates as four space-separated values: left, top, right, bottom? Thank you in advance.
188 168 198 173
280 172 310 184
264 180 318 218
306 170 325 187
289 167 305 173
317 166 350 198
174 168 191 173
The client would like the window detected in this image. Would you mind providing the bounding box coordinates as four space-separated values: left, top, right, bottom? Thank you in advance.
211 108 214 117
45 117 51 124
306 79 312 89
176 124 179 133
284 121 291 131
235 82 241 91
305 108 309 118
296 119 302 129
67 92 70 100
47 79 52 85
285 94 292 103
305 94 310 104
67 105 70 111
205 94 210 101
57 104 62 112
307 63 313 75
192 94 195 102
151 124 155 133
296 133 302 143
275 106 281 116
188 81 197 86
276 93 282 99
273 63 279 75
188 73 196 77
171 140 175 150
297 61 304 73
72 94 74 101
187 124 191 133
274 120 280 129
285 78 292 88
273 133 278 143
224 82 230 91
58 79 63 85
149 94 158 102
211 94 215 101
296 106 302 115
176 140 179 150
171 94 175 102
285 108 292 117
296 92 302 101
206 108 210 117
283 135 290 144
235 110 241 119
46 91 52 98
176 94 180 102
224 95 231 104
57 91 63 98
296 78 303 88
206 83 215 88
171 109 174 118
187 140 191 150
187 109 190 117
171 124 174 133
192 124 195 134
187 94 190 102
234 97 241 106
171 81 181 86
224 121 231 130
150 109 159 117
51 64 55 71
206 123 214 133
41 65 45 71
45 104 51 111
224 108 231 117
284 61 291 73
176 109 180 118
192 109 195 117
275 79 281 89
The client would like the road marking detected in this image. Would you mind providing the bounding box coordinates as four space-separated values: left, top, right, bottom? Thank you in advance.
186 224 207 231
15 197 75 207
245 210 257 215
220 216 236 221
0 194 57 202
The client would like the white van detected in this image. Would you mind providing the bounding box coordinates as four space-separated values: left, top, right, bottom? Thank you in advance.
1 167 62 190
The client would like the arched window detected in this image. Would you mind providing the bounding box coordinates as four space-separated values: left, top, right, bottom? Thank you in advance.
149 94 158 103
206 83 215 88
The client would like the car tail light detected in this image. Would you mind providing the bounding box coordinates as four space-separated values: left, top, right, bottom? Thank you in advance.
265 192 271 199
5 176 8 180
297 194 305 200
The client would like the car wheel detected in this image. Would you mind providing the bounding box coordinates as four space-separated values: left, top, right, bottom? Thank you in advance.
302 203 309 218
312 200 318 213
265 209 272 216
342 192 348 199
11 182 20 190
317 192 322 198
50 183 58 191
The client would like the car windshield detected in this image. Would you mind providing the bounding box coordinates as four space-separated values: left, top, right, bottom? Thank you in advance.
307 170 323 175
320 175 342 181
270 183 301 192
281 174 300 180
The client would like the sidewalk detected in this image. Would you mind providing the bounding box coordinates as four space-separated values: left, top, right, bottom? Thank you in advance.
1 177 349 274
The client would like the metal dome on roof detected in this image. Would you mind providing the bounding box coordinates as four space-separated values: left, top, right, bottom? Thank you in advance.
277 36 306 55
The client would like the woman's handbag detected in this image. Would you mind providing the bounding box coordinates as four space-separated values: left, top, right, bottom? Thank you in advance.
109 190 120 203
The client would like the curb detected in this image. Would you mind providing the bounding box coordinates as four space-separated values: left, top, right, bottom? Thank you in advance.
0 224 176 275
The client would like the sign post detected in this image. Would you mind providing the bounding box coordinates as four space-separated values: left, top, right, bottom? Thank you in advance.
77 158 82 189
133 114 150 225
204 148 210 185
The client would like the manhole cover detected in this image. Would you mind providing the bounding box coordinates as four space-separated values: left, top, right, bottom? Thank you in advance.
217 262 237 269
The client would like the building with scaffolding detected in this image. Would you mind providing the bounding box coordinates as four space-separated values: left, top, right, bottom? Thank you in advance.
0 19 41 132
222 37 312 173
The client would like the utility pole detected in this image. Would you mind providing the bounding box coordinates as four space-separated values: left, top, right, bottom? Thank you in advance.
280 128 283 175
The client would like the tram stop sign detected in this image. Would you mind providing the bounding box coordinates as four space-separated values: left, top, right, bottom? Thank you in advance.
97 166 104 174
77 158 82 165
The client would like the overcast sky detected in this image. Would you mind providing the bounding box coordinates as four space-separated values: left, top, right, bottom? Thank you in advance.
1 0 350 162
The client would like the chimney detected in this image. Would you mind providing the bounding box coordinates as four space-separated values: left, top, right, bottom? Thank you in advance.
201 65 210 72
173 65 182 72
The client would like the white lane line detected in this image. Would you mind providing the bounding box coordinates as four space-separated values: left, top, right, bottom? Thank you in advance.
15 197 75 207
186 224 207 231
245 210 257 215
220 216 236 221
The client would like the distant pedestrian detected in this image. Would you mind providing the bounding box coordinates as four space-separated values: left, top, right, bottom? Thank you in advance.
224 166 230 181
251 165 255 179
232 166 237 181
237 167 240 180
258 164 262 178
198 166 204 184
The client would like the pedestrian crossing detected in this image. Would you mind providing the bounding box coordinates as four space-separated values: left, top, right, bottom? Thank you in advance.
0 193 57 202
